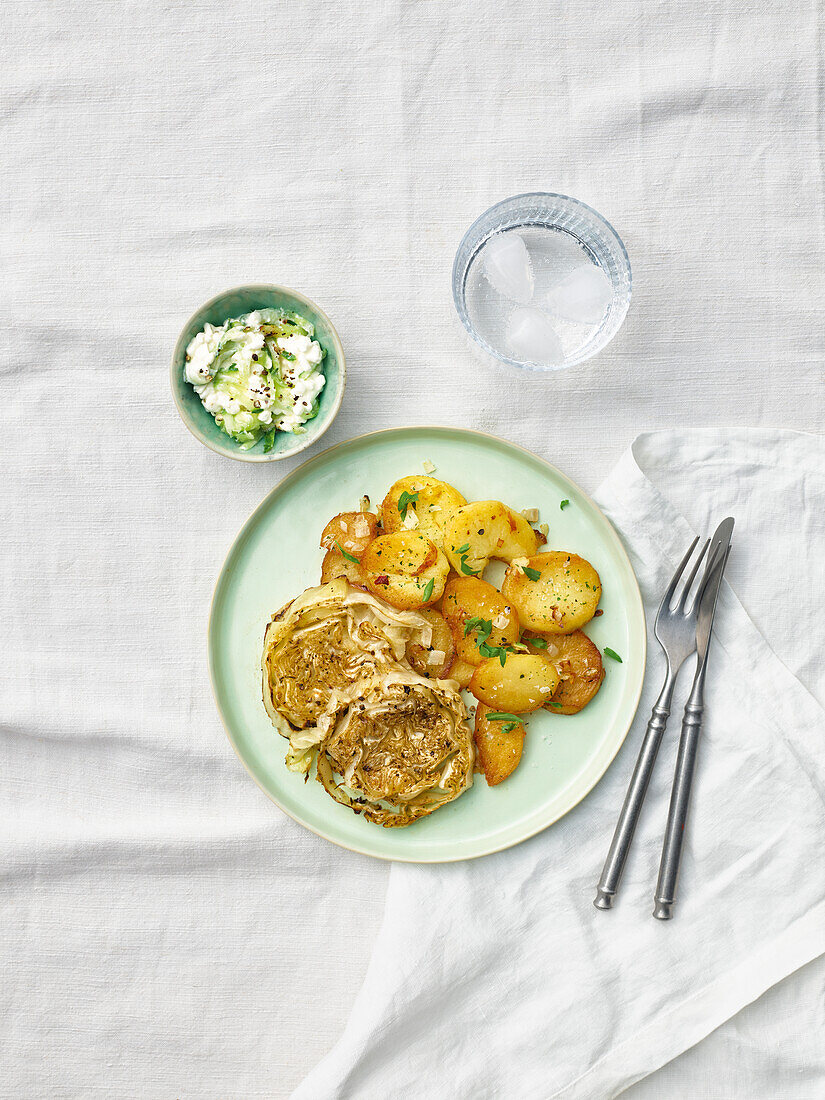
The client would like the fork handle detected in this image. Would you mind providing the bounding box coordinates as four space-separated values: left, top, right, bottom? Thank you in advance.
653 690 704 920
594 674 676 909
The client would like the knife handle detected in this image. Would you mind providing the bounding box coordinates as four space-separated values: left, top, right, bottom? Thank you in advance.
594 672 676 910
653 692 704 920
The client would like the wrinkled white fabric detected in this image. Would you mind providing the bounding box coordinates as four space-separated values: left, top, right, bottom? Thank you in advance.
294 428 825 1099
3 0 824 1094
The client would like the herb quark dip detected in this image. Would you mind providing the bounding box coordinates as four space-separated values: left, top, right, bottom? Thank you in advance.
184 309 326 450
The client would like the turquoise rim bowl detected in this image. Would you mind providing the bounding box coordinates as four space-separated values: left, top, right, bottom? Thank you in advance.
170 284 346 462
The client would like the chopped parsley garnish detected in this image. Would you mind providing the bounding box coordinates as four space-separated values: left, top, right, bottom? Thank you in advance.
528 636 548 649
459 554 479 576
604 647 623 663
334 540 360 564
560 499 570 510
464 616 492 639
522 566 541 582
479 641 511 666
397 490 419 518
464 617 510 664
547 700 562 709
488 710 521 734
421 577 434 602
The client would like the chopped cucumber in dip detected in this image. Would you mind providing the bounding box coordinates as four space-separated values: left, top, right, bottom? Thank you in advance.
184 309 326 450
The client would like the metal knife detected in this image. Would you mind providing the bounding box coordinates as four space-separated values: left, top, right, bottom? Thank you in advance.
652 517 734 920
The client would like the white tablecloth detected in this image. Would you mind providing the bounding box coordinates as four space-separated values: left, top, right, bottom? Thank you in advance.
2 1 823 1096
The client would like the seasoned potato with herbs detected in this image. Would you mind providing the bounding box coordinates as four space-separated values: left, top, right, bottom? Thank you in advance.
446 656 476 688
444 501 538 577
406 609 455 679
474 703 526 786
362 532 449 610
525 630 605 714
469 653 560 713
320 548 366 587
501 551 601 633
320 511 379 559
381 476 466 547
550 631 605 714
442 576 520 666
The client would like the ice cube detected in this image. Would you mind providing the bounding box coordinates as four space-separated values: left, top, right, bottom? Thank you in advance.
544 264 613 324
507 307 564 365
483 232 534 304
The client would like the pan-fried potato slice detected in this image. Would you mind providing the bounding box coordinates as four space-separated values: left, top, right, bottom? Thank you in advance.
442 576 520 666
524 630 605 714
380 476 466 546
525 630 605 713
433 570 461 608
446 657 475 688
362 532 450 610
474 704 526 786
320 511 379 559
444 501 538 576
469 653 560 713
501 551 601 633
320 548 367 587
406 609 455 679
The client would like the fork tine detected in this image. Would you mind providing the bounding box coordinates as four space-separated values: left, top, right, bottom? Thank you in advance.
658 536 699 614
686 539 730 615
675 539 710 611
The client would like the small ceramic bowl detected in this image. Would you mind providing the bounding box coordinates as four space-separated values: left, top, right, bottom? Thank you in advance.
171 284 346 462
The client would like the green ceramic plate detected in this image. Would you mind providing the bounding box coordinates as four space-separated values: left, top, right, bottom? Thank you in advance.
209 427 646 862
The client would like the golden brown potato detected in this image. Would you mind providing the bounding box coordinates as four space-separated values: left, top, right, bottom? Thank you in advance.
362 532 450 610
432 570 461 609
474 703 526 786
380 476 466 547
446 657 476 688
469 653 560 713
442 575 520 666
444 501 538 576
406 609 455 679
524 630 605 714
320 548 367 587
320 511 379 559
501 551 601 633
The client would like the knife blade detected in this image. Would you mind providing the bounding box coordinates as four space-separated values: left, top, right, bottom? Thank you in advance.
696 516 734 663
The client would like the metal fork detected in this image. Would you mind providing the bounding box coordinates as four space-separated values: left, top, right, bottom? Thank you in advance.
594 537 710 910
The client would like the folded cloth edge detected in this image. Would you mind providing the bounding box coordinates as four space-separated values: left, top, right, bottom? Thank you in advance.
558 899 825 1099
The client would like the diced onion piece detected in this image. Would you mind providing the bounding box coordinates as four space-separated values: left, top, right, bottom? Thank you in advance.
353 514 372 538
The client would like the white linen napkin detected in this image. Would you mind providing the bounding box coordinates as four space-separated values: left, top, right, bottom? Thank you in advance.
293 427 825 1099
